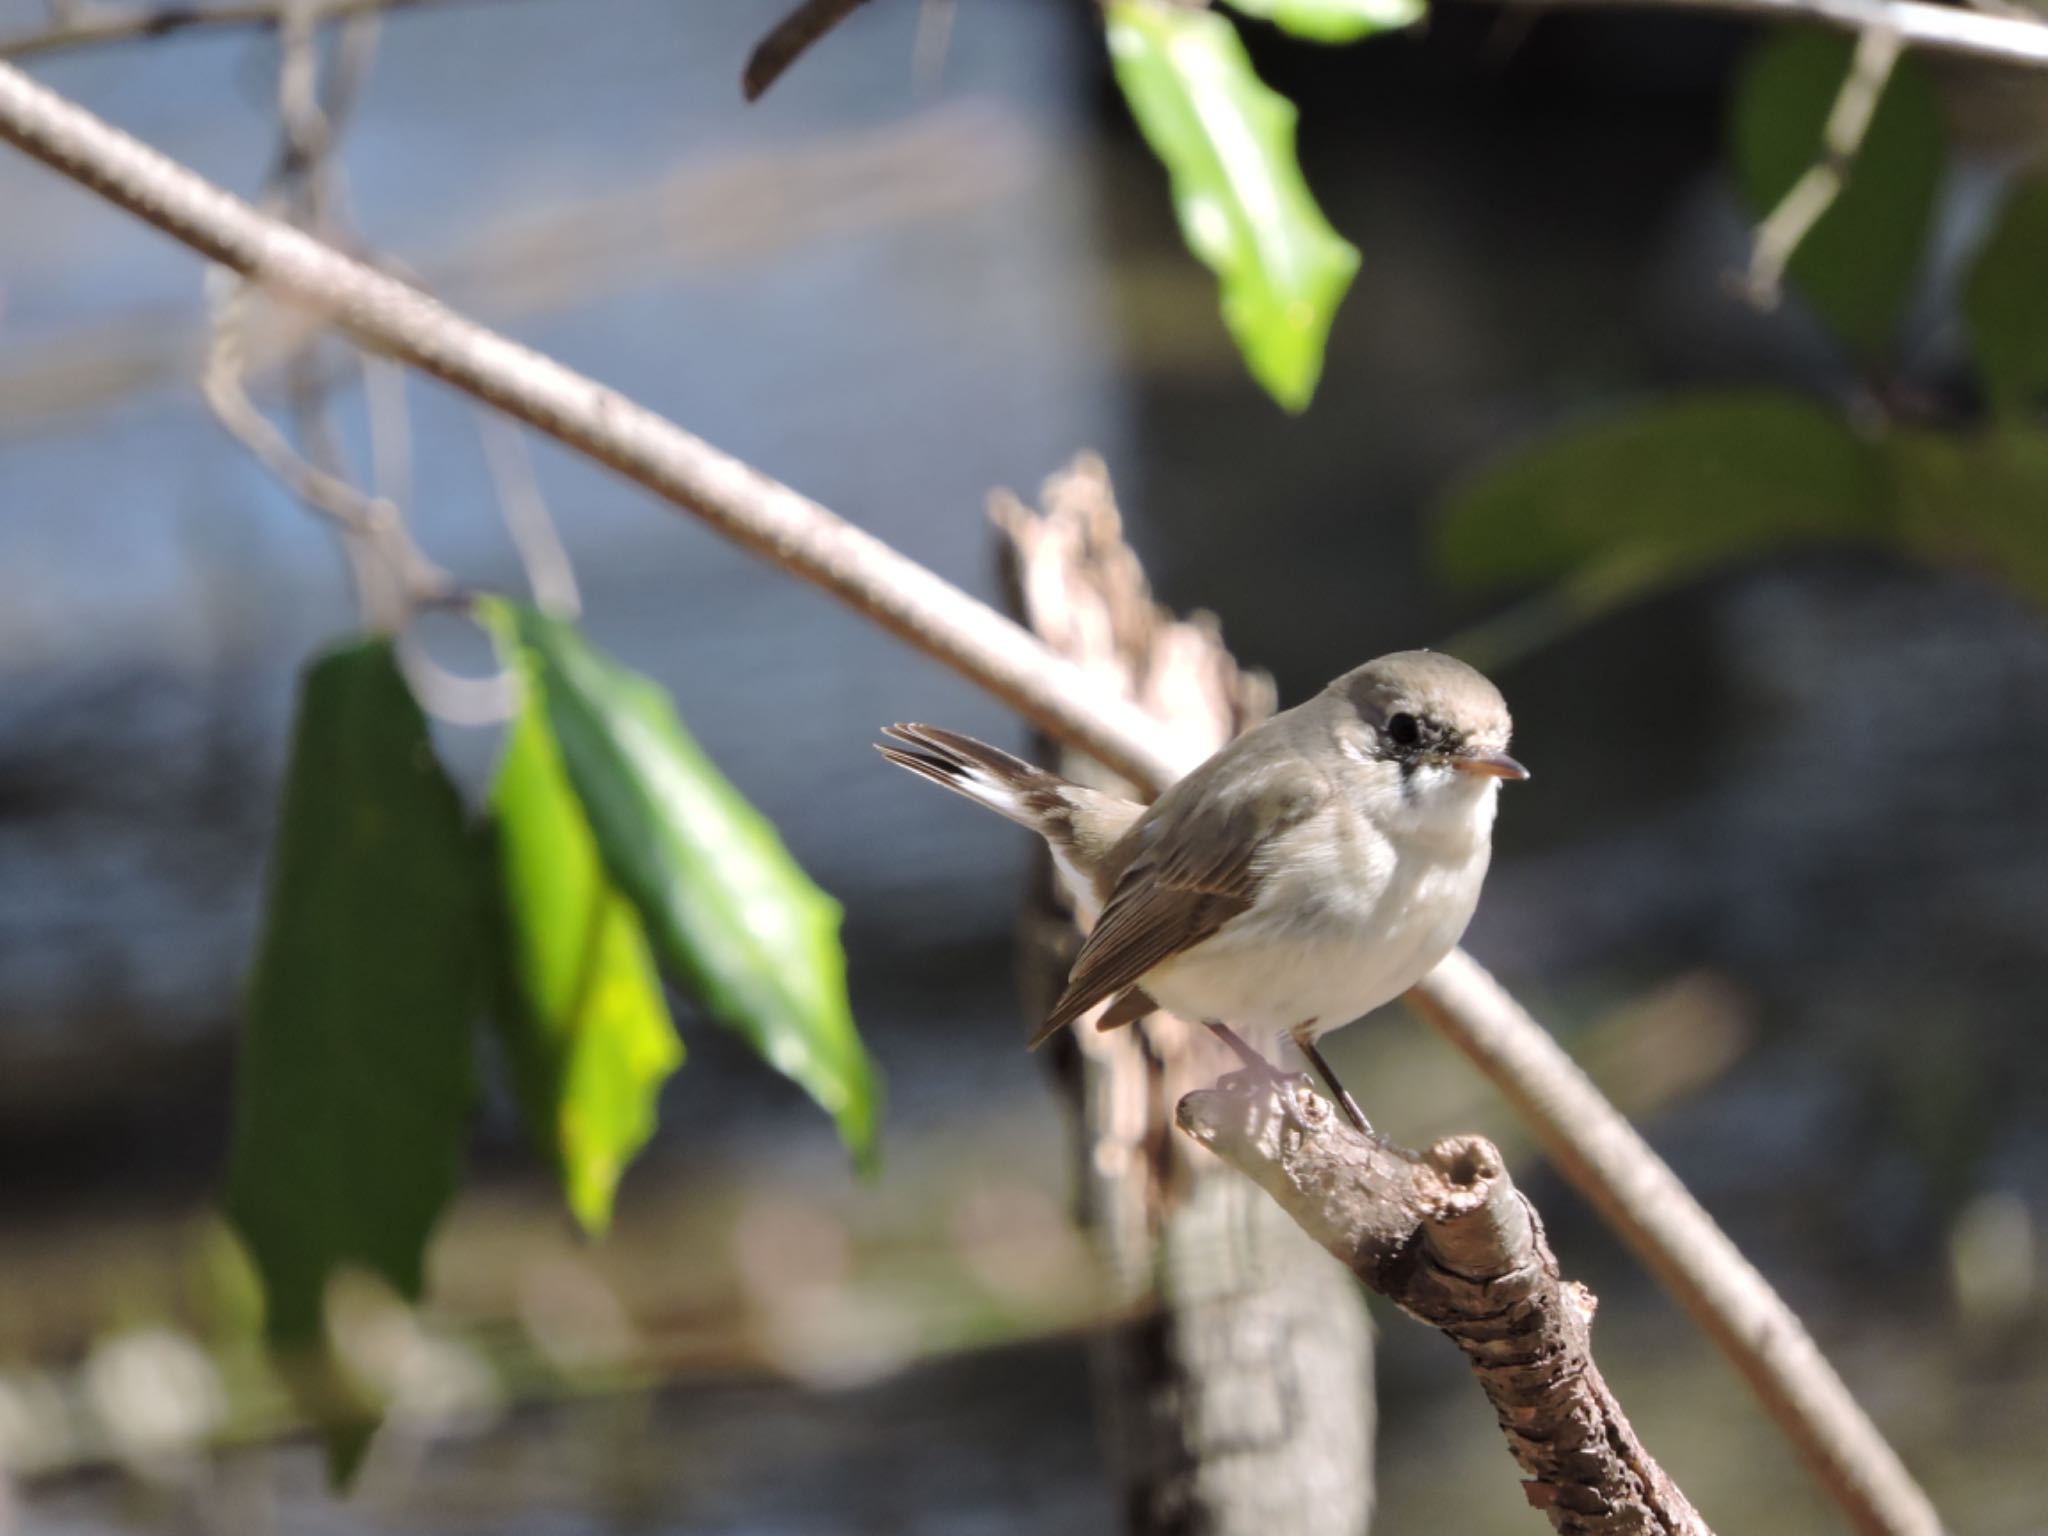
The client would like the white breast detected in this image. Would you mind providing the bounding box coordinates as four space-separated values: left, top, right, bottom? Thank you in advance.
1139 780 1495 1042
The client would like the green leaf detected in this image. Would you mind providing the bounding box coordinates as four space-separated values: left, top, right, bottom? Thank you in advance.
225 640 479 1472
1224 0 1424 44
487 601 879 1166
1730 29 1942 357
1107 0 1360 410
1437 392 1886 594
485 632 683 1236
1964 170 2048 420
1882 425 2048 605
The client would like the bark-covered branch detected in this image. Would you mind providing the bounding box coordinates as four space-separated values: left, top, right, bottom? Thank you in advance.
1180 1071 1712 1536
0 63 1944 1536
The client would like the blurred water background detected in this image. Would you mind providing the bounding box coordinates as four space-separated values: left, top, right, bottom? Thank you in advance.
1 0 2045 1530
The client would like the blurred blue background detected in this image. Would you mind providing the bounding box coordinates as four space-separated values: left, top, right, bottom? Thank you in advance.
1 1 2044 1531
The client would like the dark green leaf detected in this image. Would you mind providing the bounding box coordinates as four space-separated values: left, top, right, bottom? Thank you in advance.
1107 0 1359 410
1964 170 2048 420
1731 30 1942 357
492 603 879 1165
1225 0 1424 44
1437 392 1886 595
225 640 479 1472
485 618 683 1236
1882 425 2048 605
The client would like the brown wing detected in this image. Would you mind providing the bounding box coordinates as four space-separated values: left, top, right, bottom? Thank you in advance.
1092 987 1159 1033
1028 744 1327 1047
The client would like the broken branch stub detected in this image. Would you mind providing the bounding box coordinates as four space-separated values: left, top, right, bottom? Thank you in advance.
1178 1072 1713 1536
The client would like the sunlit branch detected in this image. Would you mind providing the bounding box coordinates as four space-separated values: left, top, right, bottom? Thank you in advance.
1181 1071 1713 1536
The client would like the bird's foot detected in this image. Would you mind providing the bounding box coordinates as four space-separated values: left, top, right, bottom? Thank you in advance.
1202 1022 1329 1113
1205 1022 1374 1134
1293 1031 1373 1135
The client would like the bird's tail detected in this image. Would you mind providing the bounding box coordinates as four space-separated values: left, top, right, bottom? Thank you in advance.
879 724 1150 1042
876 723 1075 834
876 722 1140 886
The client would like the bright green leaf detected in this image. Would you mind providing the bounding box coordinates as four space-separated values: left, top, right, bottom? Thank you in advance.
225 640 479 1474
1437 392 1887 596
1964 170 2048 420
1731 30 1942 358
484 613 683 1236
1107 0 1360 410
1225 0 1424 44
492 603 879 1166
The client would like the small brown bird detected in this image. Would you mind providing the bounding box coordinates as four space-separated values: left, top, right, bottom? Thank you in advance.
879 651 1526 1128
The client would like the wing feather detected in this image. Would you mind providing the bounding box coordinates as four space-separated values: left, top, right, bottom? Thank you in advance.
1030 746 1327 1044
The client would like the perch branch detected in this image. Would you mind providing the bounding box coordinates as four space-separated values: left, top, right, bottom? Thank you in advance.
1407 958 1944 1536
0 64 1943 1536
1180 1069 1712 1535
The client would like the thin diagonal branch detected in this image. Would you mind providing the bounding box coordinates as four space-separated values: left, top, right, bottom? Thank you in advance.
1180 1070 1712 1535
1743 24 1903 309
0 64 1945 1536
480 413 581 617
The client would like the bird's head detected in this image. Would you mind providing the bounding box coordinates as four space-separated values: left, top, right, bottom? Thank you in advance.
1325 650 1527 831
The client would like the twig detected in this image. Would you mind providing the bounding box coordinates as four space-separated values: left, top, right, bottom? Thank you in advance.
201 0 442 629
1180 1070 1714 1535
201 270 438 629
1743 24 1903 310
204 2 513 726
1458 0 2048 69
480 414 581 618
741 0 874 102
0 0 478 59
0 66 1946 1536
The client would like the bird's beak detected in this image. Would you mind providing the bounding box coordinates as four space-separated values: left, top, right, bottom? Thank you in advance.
1452 751 1530 782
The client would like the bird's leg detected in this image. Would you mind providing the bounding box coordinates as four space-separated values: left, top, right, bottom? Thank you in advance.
1291 1023 1371 1134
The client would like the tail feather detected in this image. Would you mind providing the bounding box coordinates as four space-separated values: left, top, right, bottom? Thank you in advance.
880 723 1150 1047
876 723 1069 833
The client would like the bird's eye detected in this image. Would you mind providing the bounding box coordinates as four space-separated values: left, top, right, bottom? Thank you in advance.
1386 712 1421 747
